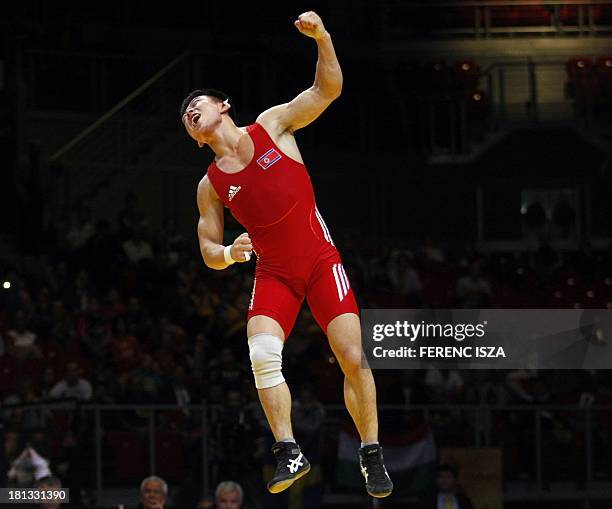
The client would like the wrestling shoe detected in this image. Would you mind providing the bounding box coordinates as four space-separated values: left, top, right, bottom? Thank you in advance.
359 444 394 498
267 441 311 494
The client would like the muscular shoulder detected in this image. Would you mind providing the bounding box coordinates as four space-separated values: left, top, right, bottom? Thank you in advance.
256 106 304 163
256 105 287 138
197 175 220 206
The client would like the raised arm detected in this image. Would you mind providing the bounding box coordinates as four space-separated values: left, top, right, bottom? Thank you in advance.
196 176 252 270
257 11 343 134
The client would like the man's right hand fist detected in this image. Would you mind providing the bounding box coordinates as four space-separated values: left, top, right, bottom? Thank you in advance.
231 232 253 262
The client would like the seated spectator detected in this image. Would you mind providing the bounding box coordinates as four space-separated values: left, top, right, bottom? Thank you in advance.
161 365 192 411
3 377 45 429
425 368 465 403
387 251 423 306
293 384 326 438
49 300 75 344
419 464 474 509
137 475 168 509
530 236 562 281
129 354 164 402
455 260 493 308
123 229 154 263
6 309 41 359
7 446 52 487
421 236 446 264
118 191 147 240
111 318 141 372
215 480 244 509
49 362 92 402
66 206 95 252
208 348 249 391
35 475 65 509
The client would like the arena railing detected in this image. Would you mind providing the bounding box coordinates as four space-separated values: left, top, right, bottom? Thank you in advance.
381 0 612 39
3 402 611 507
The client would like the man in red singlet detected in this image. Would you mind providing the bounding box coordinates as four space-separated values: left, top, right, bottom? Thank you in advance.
180 11 393 498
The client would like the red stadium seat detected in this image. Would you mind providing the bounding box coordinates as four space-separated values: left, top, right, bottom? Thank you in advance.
490 6 551 27
0 358 17 394
154 432 185 482
106 431 148 481
596 57 612 101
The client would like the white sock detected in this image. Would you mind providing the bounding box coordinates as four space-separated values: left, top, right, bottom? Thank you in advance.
361 441 379 448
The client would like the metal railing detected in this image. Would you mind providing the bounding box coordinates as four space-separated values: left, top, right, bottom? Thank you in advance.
3 402 612 507
382 0 612 39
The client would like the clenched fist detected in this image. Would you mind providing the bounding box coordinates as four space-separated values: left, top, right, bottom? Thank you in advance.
294 11 327 40
231 232 253 262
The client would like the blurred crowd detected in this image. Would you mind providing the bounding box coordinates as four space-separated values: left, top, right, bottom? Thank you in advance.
1 198 612 507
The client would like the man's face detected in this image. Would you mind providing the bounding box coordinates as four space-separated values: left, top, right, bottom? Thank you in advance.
140 480 166 509
436 470 457 492
216 490 241 509
182 96 225 147
36 480 61 509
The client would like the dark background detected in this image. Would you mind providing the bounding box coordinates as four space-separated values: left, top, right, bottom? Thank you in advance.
1 1 612 508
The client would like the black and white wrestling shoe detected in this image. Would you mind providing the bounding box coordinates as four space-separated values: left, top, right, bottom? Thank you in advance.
359 444 394 498
267 441 311 494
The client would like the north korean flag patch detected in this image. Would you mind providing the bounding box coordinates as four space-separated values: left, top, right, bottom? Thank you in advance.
256 148 282 170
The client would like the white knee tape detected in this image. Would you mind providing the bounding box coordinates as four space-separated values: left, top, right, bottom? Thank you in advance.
248 333 285 389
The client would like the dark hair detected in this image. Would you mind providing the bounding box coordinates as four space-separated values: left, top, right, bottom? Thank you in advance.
179 88 236 121
36 476 62 488
438 464 458 477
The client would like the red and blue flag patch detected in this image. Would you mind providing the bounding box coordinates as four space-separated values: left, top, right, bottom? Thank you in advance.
257 148 282 170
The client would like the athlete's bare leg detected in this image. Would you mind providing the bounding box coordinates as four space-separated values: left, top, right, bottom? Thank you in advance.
247 315 294 441
326 312 378 443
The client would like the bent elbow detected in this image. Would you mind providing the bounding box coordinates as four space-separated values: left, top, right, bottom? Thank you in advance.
327 82 343 100
201 251 223 271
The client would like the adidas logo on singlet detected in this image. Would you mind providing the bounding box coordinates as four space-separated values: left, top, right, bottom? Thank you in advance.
228 185 241 201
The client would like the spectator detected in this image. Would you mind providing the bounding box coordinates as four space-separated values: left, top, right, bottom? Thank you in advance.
293 384 326 438
129 354 164 402
215 481 243 509
137 476 168 509
35 475 64 509
68 269 95 312
49 300 75 344
420 464 474 509
3 378 45 429
7 446 52 487
118 191 146 239
111 318 141 372
162 365 192 411
6 309 41 359
49 362 93 402
208 348 248 391
421 236 446 264
425 368 465 403
530 235 562 281
387 251 423 305
66 206 95 251
455 260 493 308
123 229 154 263
40 366 57 399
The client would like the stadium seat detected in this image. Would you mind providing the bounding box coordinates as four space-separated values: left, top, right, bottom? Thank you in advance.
105 431 148 481
154 432 185 482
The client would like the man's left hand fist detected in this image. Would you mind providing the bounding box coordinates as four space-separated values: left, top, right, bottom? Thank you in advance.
294 11 327 40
